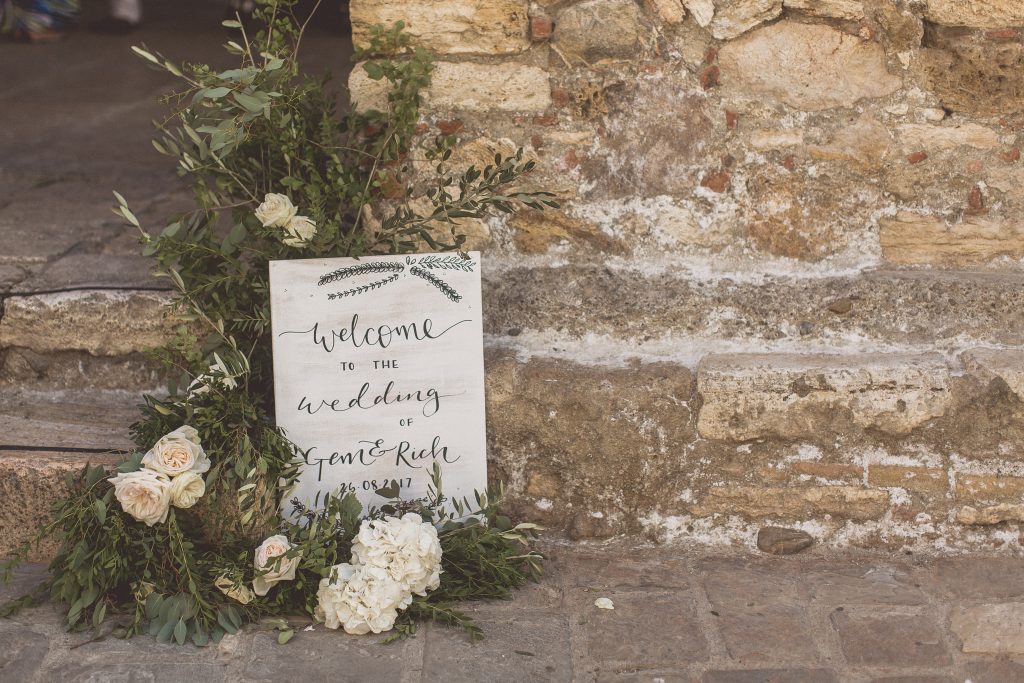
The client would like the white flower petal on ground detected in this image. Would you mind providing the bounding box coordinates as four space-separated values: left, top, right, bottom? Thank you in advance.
594 597 615 610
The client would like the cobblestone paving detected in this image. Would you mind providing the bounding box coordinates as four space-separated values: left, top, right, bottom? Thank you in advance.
4 543 1024 682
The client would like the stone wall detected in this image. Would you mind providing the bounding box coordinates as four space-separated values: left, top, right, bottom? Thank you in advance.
345 0 1024 551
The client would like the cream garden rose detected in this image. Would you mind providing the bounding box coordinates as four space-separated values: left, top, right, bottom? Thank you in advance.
282 214 317 246
109 469 172 526
254 192 297 228
169 471 205 509
253 535 300 596
315 563 409 634
141 426 210 477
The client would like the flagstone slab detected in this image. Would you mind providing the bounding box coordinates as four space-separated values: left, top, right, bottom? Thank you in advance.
830 609 951 667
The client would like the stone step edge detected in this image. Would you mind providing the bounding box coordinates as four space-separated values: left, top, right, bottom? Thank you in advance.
3 271 1023 359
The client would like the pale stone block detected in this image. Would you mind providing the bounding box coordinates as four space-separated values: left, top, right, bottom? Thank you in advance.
696 353 954 440
898 123 1001 151
749 128 804 149
718 21 902 111
710 0 782 40
879 212 1024 267
0 290 176 356
957 504 1024 525
349 61 551 113
691 485 889 520
952 603 1024 654
783 0 864 20
350 0 529 55
925 0 1024 29
553 0 651 62
683 0 714 26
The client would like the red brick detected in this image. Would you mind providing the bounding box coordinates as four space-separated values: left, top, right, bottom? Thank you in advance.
437 119 464 135
530 134 544 149
725 110 738 130
1000 147 1021 162
532 115 558 126
906 150 928 164
965 159 983 174
530 15 553 41
700 170 731 193
704 46 718 64
413 122 429 135
699 65 720 90
968 184 985 213
987 28 1020 42
781 154 796 171
551 88 571 109
564 148 584 169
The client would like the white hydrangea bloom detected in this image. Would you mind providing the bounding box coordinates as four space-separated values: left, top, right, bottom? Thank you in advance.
350 512 442 596
315 563 409 634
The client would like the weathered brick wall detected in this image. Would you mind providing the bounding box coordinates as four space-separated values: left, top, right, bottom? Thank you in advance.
346 0 1024 551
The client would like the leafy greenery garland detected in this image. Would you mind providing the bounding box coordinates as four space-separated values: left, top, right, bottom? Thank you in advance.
1 0 555 646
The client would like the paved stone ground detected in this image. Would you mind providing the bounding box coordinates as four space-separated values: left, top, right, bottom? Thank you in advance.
0 0 349 296
4 542 1024 682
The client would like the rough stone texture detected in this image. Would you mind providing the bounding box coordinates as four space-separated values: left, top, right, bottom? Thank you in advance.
961 348 1024 400
553 0 652 63
919 25 1024 117
485 349 698 533
695 353 954 441
925 0 1024 29
784 0 864 20
349 61 551 113
718 21 902 110
350 0 529 55
880 212 1024 267
483 267 1024 350
709 0 782 40
0 290 177 356
951 603 1024 654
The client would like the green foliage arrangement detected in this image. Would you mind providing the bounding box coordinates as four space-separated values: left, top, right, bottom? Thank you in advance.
1 0 555 646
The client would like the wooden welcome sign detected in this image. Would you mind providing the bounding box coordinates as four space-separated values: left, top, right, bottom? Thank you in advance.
269 252 487 513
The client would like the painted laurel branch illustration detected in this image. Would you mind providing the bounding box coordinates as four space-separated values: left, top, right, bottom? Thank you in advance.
317 255 476 302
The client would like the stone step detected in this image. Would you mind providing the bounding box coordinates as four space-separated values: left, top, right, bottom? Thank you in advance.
0 390 136 559
4 348 1023 556
2 267 1022 389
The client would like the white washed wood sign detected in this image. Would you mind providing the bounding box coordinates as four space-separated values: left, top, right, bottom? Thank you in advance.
269 252 487 513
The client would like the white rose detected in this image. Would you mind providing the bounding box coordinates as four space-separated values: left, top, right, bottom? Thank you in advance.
169 471 205 509
315 563 408 635
141 426 210 477
351 513 442 596
282 215 317 247
253 534 300 596
215 575 254 605
109 469 172 526
254 193 297 228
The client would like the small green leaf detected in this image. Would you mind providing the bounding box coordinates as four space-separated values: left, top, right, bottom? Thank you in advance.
277 629 295 645
174 618 187 645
